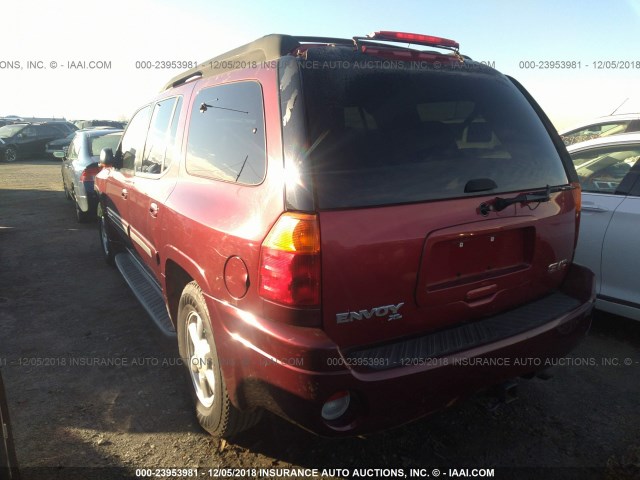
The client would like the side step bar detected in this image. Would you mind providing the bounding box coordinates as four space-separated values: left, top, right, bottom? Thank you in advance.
114 252 176 338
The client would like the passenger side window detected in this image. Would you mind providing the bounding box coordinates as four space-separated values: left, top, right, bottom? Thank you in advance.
571 146 640 194
139 96 182 175
186 82 266 185
121 106 151 171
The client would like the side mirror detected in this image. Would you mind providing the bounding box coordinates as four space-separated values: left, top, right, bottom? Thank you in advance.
100 147 114 166
53 150 65 159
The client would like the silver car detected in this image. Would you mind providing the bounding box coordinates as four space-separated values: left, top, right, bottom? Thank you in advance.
60 129 122 222
568 133 640 320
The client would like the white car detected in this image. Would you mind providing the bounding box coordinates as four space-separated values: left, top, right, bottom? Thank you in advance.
568 133 640 320
560 113 640 145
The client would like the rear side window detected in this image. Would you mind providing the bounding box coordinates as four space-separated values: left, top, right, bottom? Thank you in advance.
139 96 182 175
121 106 151 171
39 125 60 136
186 81 266 185
301 62 568 209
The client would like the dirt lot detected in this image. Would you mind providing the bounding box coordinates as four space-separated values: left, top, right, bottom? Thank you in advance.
0 159 639 480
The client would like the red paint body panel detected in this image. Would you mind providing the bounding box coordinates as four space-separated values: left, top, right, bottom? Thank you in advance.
206 264 593 436
319 191 577 349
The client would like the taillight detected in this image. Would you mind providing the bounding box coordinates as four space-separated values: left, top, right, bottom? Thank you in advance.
259 213 321 307
80 165 102 182
571 181 581 214
571 181 582 250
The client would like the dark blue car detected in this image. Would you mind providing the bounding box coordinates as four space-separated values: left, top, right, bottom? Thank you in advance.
0 123 66 162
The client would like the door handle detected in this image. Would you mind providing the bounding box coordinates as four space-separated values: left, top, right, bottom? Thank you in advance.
121 188 128 199
582 205 609 212
149 203 159 218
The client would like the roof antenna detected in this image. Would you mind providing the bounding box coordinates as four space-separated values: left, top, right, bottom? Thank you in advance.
610 98 629 115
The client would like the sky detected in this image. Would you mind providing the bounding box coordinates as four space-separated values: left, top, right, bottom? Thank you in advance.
2 0 640 130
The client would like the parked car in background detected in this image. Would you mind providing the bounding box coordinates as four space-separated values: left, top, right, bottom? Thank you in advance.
95 31 594 438
45 121 78 135
59 129 122 222
73 119 126 130
0 122 67 162
46 132 75 159
560 113 640 145
569 133 640 321
46 127 116 159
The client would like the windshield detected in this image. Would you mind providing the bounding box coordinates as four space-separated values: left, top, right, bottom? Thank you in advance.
301 58 568 209
89 132 122 157
0 125 25 138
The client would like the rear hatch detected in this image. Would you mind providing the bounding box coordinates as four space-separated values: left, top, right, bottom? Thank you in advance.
299 49 577 349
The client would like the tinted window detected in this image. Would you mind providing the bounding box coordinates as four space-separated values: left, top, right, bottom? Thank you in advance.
301 59 568 209
121 106 151 170
22 127 37 137
140 97 180 175
571 145 640 194
186 82 265 185
39 125 60 136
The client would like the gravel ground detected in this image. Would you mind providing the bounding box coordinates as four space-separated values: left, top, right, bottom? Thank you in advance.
0 159 639 480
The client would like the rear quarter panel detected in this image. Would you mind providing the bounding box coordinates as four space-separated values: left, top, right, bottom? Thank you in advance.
160 66 286 310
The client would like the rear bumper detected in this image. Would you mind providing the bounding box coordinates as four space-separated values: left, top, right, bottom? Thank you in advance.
75 181 97 213
207 264 594 436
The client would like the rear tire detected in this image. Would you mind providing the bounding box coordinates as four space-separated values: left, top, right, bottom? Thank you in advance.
97 203 117 265
177 281 261 438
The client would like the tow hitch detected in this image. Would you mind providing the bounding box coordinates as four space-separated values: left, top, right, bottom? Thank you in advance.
481 380 519 413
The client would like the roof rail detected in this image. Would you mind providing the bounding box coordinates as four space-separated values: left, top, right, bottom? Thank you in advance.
162 34 354 91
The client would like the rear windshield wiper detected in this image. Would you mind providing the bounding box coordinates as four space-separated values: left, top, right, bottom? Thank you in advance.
493 185 551 211
480 185 559 214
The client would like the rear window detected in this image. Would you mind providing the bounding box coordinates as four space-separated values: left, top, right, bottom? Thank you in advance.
301 59 568 209
90 133 122 157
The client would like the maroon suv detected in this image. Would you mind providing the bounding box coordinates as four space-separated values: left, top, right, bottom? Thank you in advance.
95 31 595 438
